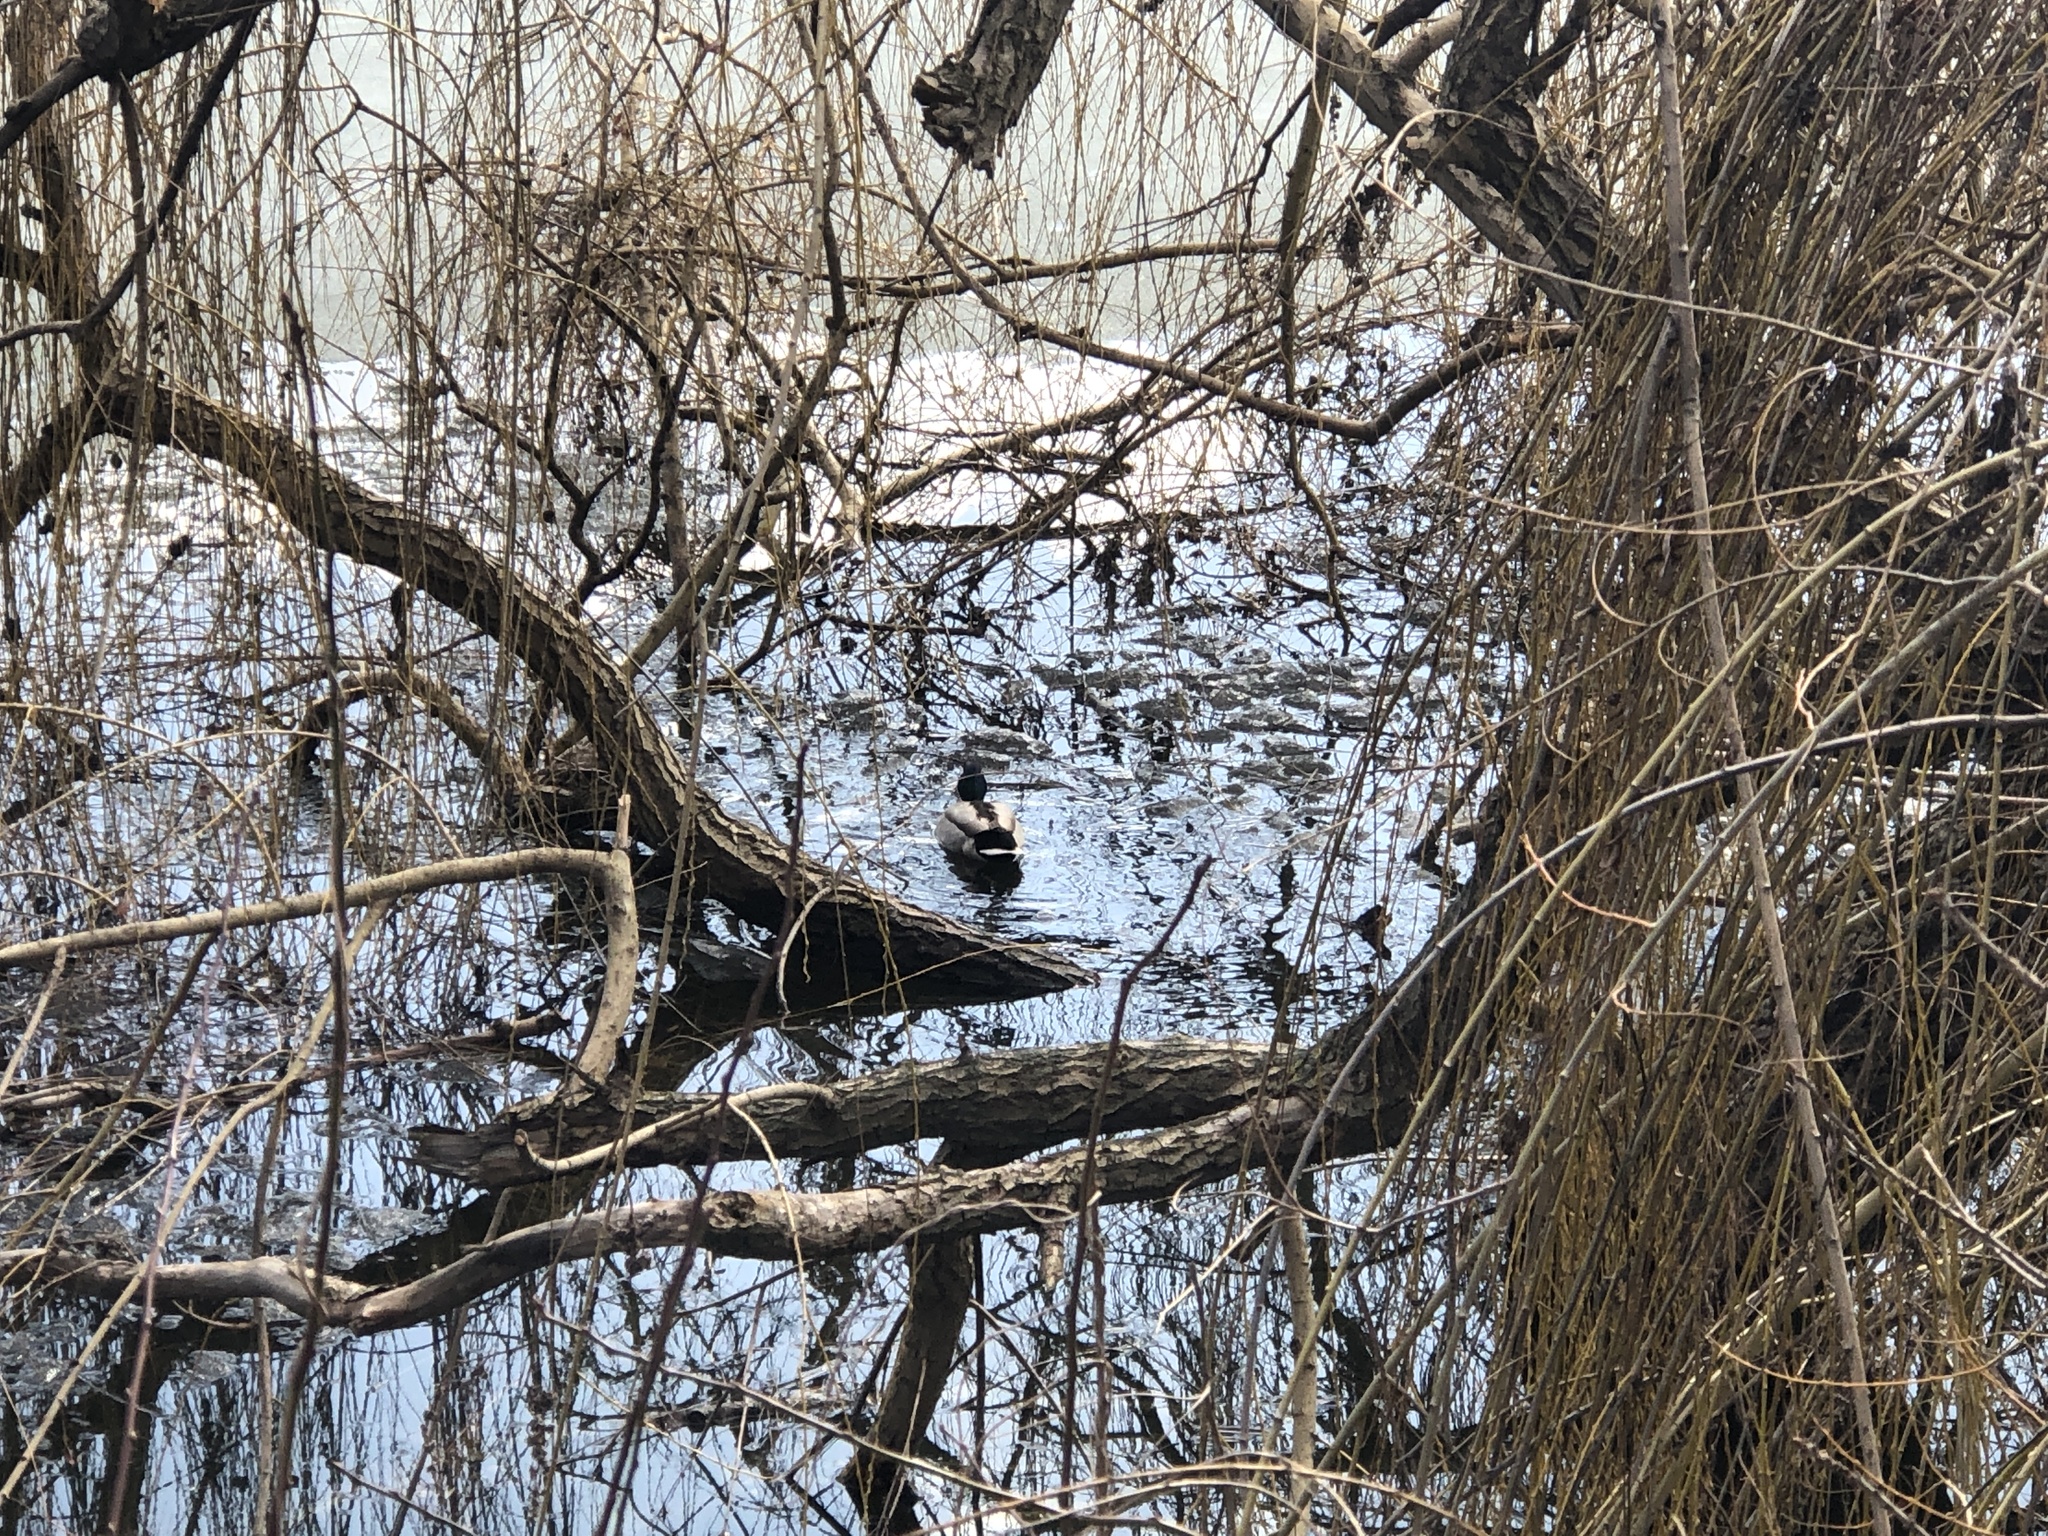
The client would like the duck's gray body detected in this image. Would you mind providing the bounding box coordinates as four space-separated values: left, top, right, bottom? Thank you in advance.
936 770 1022 862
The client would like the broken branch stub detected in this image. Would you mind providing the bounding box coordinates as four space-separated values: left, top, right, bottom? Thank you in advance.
913 0 1076 172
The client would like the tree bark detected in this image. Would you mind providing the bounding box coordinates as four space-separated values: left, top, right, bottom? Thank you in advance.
9 1087 1372 1333
913 0 1076 171
1431 0 1602 286
71 0 274 79
412 1034 1284 1185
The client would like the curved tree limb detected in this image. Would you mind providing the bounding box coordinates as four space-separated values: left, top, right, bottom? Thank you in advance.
0 841 642 1082
61 372 1088 1002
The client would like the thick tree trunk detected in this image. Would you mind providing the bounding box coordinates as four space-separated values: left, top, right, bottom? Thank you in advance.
1431 0 1602 286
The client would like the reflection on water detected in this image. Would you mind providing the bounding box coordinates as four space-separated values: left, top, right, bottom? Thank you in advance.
0 358 1488 1534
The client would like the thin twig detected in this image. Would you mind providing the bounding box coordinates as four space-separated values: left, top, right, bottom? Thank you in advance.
1061 856 1215 1504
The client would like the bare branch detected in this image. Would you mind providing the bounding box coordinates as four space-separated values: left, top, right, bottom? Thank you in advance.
412 1034 1285 1185
78 372 1092 1003
10 1091 1357 1332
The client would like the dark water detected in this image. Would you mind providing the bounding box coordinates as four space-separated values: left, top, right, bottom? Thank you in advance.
0 358 1488 1532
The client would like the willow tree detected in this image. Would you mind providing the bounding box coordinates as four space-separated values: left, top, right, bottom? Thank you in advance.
2 0 2046 1530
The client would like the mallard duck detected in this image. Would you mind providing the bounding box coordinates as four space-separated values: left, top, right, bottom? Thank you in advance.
935 766 1022 864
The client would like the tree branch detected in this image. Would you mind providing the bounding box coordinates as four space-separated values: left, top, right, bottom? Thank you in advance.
412 1035 1287 1186
9 1089 1363 1333
0 842 641 1082
842 1233 976 1532
1242 0 1601 313
75 372 1091 1004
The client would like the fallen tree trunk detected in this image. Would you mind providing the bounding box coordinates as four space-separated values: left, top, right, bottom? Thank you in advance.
412 1034 1287 1185
25 373 1091 1006
7 1089 1370 1334
5 975 1435 1333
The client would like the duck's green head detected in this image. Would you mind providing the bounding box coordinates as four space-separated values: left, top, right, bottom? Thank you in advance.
955 766 989 803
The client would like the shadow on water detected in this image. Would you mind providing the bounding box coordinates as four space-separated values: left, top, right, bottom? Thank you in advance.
941 853 1025 898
